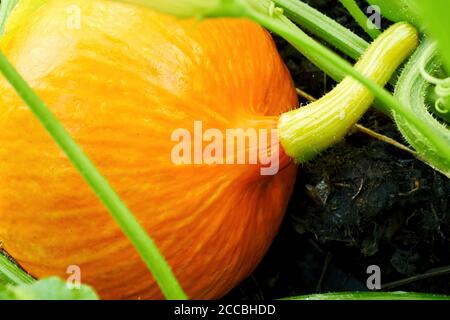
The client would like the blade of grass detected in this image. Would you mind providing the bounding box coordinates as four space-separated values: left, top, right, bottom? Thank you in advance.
282 292 450 300
0 52 187 300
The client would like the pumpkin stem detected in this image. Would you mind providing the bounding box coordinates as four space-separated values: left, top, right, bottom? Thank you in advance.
277 22 419 163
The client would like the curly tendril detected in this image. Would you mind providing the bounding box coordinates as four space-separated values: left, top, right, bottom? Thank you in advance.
419 42 450 114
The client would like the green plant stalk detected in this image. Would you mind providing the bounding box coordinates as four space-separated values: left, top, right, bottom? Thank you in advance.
394 40 450 177
267 0 390 115
271 0 394 85
248 0 347 81
282 292 450 300
0 253 34 285
340 0 381 39
0 52 187 300
272 0 368 59
278 22 418 162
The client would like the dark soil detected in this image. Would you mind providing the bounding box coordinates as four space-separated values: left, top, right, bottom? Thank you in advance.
225 0 450 300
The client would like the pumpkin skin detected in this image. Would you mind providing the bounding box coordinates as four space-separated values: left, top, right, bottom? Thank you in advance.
0 0 298 299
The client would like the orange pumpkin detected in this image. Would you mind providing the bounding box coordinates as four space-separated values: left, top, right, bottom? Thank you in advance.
0 0 298 299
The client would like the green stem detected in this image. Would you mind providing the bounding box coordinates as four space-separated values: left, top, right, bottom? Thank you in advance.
248 0 346 81
272 0 368 59
264 0 390 115
278 22 418 162
394 40 450 177
282 292 450 300
0 52 187 300
0 253 34 285
339 0 381 39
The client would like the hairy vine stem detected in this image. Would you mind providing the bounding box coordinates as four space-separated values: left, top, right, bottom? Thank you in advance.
395 40 450 178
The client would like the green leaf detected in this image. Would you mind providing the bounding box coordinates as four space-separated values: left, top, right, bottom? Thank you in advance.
367 0 419 26
413 0 450 74
0 277 98 300
1 254 97 300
